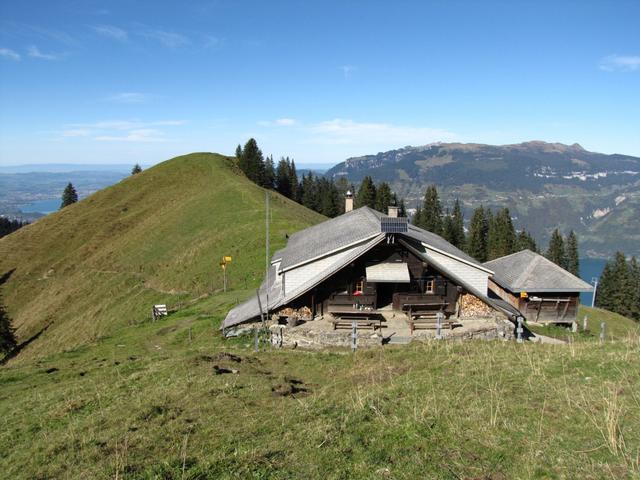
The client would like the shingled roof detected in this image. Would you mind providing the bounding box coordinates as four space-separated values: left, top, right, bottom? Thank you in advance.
484 249 593 293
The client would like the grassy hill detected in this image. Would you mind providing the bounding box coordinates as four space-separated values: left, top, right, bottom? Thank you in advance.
1 293 639 478
0 153 324 361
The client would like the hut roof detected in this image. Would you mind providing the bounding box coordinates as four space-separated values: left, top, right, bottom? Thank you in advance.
484 249 593 293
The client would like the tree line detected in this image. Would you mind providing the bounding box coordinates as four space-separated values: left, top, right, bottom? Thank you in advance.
596 252 640 321
0 217 28 239
412 185 580 274
235 138 406 218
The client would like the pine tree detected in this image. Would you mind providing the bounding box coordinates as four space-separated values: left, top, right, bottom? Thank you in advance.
596 252 635 318
412 205 423 227
0 295 17 356
300 173 318 211
418 185 443 234
565 230 580 276
629 256 640 320
466 206 489 262
131 163 142 175
239 138 265 185
450 199 465 249
60 183 78 209
398 197 407 217
375 182 393 213
487 208 515 260
356 176 376 209
275 158 292 198
263 155 275 189
289 160 299 202
595 261 615 311
546 229 566 269
516 230 538 253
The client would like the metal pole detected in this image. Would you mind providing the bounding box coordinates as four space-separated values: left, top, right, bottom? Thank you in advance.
591 277 598 308
600 322 606 344
516 316 524 343
351 320 357 352
254 327 259 352
264 191 270 326
436 312 443 340
223 265 227 293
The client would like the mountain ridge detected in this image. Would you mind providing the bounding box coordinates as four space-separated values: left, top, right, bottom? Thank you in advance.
326 141 640 257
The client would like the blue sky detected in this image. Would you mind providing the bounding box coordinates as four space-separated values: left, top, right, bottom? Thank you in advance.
0 0 639 166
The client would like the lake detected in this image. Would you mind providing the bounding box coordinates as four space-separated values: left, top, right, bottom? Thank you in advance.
20 199 61 214
579 258 607 306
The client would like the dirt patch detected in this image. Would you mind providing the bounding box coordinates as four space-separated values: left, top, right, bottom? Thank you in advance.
213 365 239 375
272 377 311 397
44 367 59 374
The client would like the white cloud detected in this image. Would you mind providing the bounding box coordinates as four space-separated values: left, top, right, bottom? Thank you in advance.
105 92 151 103
95 129 166 142
599 54 640 72
139 28 189 48
0 47 20 61
92 24 128 41
340 65 356 79
61 119 185 143
27 45 60 60
259 118 297 127
309 118 456 146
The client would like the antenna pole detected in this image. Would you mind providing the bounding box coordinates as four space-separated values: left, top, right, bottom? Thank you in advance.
264 191 270 326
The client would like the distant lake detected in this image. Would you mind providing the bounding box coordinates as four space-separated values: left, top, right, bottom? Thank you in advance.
20 199 60 214
579 258 608 306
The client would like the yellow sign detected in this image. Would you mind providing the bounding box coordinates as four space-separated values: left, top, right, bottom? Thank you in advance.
224 256 232 262
520 291 528 299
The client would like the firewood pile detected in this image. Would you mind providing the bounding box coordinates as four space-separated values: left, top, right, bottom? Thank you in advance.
459 294 493 317
276 306 312 320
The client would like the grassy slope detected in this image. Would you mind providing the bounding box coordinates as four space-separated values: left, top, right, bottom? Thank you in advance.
0 153 324 361
527 305 640 341
1 294 639 479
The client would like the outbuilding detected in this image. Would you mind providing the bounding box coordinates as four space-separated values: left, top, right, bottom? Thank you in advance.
484 249 593 324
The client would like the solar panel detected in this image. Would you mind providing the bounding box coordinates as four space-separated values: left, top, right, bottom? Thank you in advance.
380 217 408 233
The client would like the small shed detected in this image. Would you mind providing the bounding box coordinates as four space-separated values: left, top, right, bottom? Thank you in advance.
484 249 593 324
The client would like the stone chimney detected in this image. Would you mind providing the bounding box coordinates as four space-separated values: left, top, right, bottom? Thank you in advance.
388 205 399 218
345 190 354 212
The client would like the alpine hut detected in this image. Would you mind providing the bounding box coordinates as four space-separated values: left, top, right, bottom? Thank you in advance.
484 249 593 324
222 200 522 333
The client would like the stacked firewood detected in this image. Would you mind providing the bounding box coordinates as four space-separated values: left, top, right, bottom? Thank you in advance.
276 306 312 320
459 294 493 317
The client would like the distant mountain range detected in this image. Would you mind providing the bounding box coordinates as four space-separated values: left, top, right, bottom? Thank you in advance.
326 141 640 258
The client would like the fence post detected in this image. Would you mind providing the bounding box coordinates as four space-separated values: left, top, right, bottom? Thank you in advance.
583 315 588 332
351 321 358 352
571 321 578 333
254 327 259 352
600 322 606 344
516 316 524 343
436 312 444 340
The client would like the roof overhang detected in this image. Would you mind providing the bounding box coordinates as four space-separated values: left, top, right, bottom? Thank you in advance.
366 262 411 283
420 241 494 274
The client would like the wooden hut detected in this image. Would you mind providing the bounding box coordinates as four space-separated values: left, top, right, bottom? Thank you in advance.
484 249 593 324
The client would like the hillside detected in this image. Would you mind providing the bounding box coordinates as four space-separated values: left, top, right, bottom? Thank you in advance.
1 292 638 478
326 141 640 257
0 153 325 361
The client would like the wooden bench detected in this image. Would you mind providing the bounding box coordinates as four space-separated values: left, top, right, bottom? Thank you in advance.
405 303 453 334
152 304 168 321
330 311 384 331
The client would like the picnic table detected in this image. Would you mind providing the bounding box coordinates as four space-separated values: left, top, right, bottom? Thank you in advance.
404 302 454 334
329 309 385 331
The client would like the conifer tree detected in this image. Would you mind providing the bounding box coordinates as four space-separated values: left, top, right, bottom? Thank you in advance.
515 229 538 253
275 157 293 198
300 173 318 211
466 206 489 262
629 256 640 320
595 261 615 311
263 155 275 189
412 205 423 227
289 159 299 202
375 182 393 213
60 183 78 209
356 176 377 209
239 138 265 185
0 295 17 356
546 229 566 269
398 197 407 217
487 208 515 260
449 198 465 249
418 185 443 234
565 230 580 276
131 163 142 175
442 209 455 245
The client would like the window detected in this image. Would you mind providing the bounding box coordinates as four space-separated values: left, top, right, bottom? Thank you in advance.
355 279 364 293
425 279 435 294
